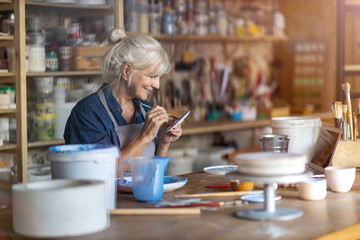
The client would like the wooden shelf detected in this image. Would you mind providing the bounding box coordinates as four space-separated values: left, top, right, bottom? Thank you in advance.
0 139 65 152
130 32 288 43
182 119 271 135
344 64 360 75
182 112 333 135
26 71 102 77
0 108 15 118
0 72 15 77
28 139 65 148
25 1 112 10
0 35 13 41
0 72 15 84
345 0 360 13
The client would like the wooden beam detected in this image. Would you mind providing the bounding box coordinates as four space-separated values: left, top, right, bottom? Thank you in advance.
14 0 28 182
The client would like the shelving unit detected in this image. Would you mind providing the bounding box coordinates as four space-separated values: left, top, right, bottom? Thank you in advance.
0 0 123 184
0 0 288 185
336 0 360 100
129 32 287 43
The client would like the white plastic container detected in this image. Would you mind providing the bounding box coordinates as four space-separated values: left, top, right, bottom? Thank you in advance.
46 144 119 209
271 117 321 163
54 102 76 139
12 179 109 238
28 46 45 72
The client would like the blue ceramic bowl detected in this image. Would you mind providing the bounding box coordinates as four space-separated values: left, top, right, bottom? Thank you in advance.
229 112 242 121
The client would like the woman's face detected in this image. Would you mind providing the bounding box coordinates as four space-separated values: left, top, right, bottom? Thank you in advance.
129 65 161 100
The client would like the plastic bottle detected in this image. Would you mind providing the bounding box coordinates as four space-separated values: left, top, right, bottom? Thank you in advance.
138 0 149 34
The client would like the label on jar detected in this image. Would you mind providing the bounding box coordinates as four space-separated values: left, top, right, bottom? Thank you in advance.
45 58 58 72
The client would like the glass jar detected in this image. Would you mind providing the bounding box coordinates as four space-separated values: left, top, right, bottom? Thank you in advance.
162 6 176 35
45 50 58 72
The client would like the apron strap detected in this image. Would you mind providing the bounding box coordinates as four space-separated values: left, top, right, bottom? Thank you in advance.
98 89 120 129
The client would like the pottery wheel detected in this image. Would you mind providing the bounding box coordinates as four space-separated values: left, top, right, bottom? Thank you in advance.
226 172 311 221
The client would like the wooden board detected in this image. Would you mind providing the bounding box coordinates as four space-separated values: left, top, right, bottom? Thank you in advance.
332 141 360 167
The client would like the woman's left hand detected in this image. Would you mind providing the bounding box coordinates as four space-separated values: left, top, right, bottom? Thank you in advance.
158 119 182 145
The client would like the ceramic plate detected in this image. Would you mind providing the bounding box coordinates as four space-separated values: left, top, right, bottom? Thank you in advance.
203 165 239 175
117 176 187 193
166 110 190 132
240 194 282 203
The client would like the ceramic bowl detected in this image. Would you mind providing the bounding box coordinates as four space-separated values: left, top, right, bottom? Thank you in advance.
230 180 254 191
299 177 327 200
325 166 356 193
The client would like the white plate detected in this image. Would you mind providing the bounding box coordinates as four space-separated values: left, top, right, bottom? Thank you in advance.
203 165 238 175
240 194 282 203
117 176 187 193
166 110 190 132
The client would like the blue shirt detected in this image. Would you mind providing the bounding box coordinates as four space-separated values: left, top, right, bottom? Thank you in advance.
64 84 151 149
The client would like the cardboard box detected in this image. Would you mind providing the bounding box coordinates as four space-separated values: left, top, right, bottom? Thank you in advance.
332 141 360 167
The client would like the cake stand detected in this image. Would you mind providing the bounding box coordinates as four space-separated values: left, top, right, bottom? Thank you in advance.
226 171 311 221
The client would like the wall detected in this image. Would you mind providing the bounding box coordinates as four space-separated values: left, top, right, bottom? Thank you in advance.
278 0 337 109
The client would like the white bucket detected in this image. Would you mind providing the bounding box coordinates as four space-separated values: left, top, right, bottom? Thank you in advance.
271 117 321 163
12 179 109 237
46 144 119 210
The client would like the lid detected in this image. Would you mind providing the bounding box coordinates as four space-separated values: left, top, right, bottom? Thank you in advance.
46 144 119 162
271 117 321 128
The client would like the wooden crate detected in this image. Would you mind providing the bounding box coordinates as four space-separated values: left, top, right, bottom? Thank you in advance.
72 46 111 57
72 46 111 71
332 141 360 167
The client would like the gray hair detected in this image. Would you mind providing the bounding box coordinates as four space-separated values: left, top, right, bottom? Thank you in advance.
102 29 171 90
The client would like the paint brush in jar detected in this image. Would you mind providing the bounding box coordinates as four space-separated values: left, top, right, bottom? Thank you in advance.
353 112 357 141
342 104 348 141
332 101 343 129
342 82 354 140
357 98 360 140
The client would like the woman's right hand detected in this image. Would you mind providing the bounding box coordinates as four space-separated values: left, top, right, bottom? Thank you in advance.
139 105 169 143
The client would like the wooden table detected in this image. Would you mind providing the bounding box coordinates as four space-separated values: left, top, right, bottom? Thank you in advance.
1 170 360 240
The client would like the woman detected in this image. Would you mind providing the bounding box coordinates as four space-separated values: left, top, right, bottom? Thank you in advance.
64 29 182 160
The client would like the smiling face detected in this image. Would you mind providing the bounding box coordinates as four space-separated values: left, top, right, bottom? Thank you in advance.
128 64 161 100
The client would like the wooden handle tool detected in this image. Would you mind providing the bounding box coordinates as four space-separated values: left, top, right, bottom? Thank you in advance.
174 190 263 198
109 208 201 215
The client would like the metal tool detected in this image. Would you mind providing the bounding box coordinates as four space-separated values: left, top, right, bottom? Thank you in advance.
134 100 178 119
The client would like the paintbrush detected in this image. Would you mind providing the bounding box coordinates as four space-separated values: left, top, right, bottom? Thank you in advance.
109 208 201 215
342 83 354 140
134 100 178 119
353 112 357 141
332 101 343 128
156 200 244 208
174 190 263 198
342 104 348 141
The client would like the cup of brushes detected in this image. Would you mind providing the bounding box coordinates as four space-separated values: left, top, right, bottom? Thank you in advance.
332 82 360 141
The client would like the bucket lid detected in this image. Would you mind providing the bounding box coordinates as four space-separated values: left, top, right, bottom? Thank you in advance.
46 144 119 162
271 117 321 128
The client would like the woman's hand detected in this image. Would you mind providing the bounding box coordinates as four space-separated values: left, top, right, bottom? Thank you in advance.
158 119 183 145
139 105 169 143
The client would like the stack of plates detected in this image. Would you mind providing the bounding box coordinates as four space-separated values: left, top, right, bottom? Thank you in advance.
234 152 307 176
